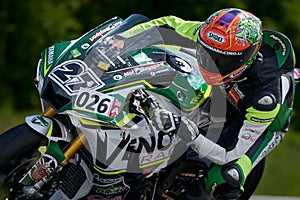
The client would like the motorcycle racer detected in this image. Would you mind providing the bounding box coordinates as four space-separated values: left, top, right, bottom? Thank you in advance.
129 8 296 199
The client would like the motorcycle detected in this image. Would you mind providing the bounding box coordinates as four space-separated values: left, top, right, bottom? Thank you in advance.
0 14 266 200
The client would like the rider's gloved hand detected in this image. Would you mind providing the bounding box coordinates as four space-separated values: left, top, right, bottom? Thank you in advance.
130 89 200 141
129 89 159 115
149 108 200 142
149 108 180 135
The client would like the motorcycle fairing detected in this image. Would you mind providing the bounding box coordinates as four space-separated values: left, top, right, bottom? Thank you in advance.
40 16 124 79
37 20 210 114
25 18 212 198
35 16 124 113
67 43 209 127
25 115 54 137
68 114 182 174
27 19 212 188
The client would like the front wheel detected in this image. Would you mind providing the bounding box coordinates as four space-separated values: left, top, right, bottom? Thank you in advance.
0 123 48 199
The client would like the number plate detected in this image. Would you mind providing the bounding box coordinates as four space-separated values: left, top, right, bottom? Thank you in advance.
74 90 122 119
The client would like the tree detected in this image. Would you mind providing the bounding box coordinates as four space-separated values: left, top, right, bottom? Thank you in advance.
0 0 86 109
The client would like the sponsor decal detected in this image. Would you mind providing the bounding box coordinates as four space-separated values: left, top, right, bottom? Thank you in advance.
90 174 129 199
49 59 105 96
70 48 81 58
241 133 256 142
44 45 55 76
95 183 128 195
190 90 205 105
149 68 170 76
47 45 55 66
31 115 49 127
269 34 287 56
113 74 123 81
89 21 123 42
140 146 174 165
123 62 165 77
109 98 122 118
74 90 121 118
81 43 90 49
227 83 244 106
96 131 173 170
250 117 273 123
207 31 225 44
228 67 246 79
94 174 124 184
123 69 135 77
98 61 110 71
199 39 242 56
244 128 261 135
253 132 283 166
87 195 122 200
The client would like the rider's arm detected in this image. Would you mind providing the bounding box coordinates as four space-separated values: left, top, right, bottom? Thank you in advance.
191 31 296 165
149 86 282 166
121 15 201 41
190 103 281 165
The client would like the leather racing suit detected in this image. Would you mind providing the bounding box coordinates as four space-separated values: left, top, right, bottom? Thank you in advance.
126 15 296 197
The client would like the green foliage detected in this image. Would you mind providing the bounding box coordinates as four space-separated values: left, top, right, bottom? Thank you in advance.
255 129 300 196
0 0 86 109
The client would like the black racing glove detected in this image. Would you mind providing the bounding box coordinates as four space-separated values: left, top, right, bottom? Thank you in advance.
130 89 200 141
149 108 181 135
129 89 159 115
149 108 200 142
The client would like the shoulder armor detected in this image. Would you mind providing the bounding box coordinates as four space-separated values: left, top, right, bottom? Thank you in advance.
262 30 295 70
253 92 277 111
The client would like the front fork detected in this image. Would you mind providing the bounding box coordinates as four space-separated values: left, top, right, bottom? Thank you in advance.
21 107 87 198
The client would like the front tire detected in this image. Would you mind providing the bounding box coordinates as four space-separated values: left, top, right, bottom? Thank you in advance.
0 123 48 199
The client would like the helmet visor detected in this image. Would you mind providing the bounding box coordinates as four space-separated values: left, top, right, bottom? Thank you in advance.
196 41 257 78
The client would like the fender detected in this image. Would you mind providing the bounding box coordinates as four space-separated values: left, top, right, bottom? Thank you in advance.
25 115 54 137
25 115 72 142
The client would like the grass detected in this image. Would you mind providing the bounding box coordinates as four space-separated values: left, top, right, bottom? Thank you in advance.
254 129 300 196
1 103 300 198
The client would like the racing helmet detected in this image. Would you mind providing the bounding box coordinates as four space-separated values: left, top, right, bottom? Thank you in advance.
196 8 262 85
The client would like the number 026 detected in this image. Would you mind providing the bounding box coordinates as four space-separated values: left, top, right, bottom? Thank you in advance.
75 91 114 116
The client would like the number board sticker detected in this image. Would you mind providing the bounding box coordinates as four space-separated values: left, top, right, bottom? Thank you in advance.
74 90 122 119
49 59 105 96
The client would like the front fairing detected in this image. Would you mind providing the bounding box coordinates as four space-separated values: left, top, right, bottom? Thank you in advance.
35 16 124 112
37 21 210 119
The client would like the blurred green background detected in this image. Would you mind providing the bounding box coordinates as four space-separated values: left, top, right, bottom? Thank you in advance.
1 0 300 197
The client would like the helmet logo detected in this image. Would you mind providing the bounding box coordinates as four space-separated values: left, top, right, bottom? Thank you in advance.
207 31 225 44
